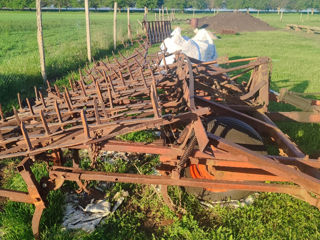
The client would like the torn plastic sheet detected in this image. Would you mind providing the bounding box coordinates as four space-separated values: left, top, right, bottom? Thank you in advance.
62 190 129 232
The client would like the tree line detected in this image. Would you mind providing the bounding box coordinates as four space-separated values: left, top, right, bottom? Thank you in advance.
0 0 319 11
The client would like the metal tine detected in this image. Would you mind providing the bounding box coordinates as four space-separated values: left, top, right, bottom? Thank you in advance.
101 70 114 93
106 55 112 66
64 87 73 106
34 86 39 101
118 51 128 63
12 106 21 126
137 39 147 51
149 68 157 86
133 56 143 68
84 63 91 75
106 72 115 93
95 81 108 117
40 109 50 135
20 121 32 151
54 100 63 128
107 86 114 115
39 91 47 109
100 60 111 72
112 51 122 68
54 84 61 98
97 70 109 88
95 81 104 102
17 93 23 111
162 53 168 71
0 104 5 122
90 74 96 85
127 64 134 83
69 78 75 92
134 49 144 59
110 66 120 79
150 84 160 119
26 98 35 116
80 109 90 139
118 70 126 87
46 80 52 92
63 92 73 112
93 98 101 125
139 68 148 89
79 80 87 97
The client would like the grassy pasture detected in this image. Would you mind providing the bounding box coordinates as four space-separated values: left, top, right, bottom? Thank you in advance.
0 11 143 112
1 11 320 239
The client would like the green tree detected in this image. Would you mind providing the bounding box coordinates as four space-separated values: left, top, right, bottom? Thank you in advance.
188 0 208 9
207 0 224 8
136 0 158 8
164 0 187 9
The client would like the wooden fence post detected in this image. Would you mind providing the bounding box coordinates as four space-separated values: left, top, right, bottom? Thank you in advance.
84 0 91 62
113 2 117 50
162 6 164 21
127 7 133 44
165 7 169 20
36 0 47 83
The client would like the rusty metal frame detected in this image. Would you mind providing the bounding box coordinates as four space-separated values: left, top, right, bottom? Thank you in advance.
0 37 320 238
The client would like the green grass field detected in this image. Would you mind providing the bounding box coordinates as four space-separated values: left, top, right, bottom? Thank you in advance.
0 11 143 112
1 11 320 239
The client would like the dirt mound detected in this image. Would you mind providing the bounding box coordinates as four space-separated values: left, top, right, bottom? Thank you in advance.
197 12 275 34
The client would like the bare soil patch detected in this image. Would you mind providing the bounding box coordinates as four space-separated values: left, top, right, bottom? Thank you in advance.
197 12 275 34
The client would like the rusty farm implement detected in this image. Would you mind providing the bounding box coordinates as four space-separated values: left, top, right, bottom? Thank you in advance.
1 36 320 238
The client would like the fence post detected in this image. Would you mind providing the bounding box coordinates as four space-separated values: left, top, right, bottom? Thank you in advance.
165 7 169 20
144 6 148 20
113 2 117 50
84 0 91 62
127 7 133 44
36 0 47 83
162 6 164 21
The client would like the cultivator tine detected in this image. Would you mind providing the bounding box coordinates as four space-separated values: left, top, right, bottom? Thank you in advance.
79 79 87 97
26 98 35 116
118 70 126 87
20 122 32 151
150 84 160 119
93 98 101 125
34 86 39 101
107 86 114 113
54 85 61 98
40 109 50 135
46 80 52 92
13 106 21 126
81 109 90 139
0 104 5 122
17 93 23 111
39 92 47 109
54 100 63 125
63 92 73 112
139 68 148 89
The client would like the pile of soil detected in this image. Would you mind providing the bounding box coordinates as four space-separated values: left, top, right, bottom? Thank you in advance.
197 12 275 34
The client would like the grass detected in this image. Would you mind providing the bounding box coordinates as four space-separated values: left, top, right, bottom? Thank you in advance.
0 11 143 112
1 11 320 240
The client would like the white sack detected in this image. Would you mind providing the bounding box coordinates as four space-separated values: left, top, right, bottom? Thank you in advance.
160 27 217 65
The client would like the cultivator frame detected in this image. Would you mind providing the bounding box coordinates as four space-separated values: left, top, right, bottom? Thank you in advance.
1 36 320 238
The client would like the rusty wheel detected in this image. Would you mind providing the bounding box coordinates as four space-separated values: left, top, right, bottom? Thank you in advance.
184 116 267 201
